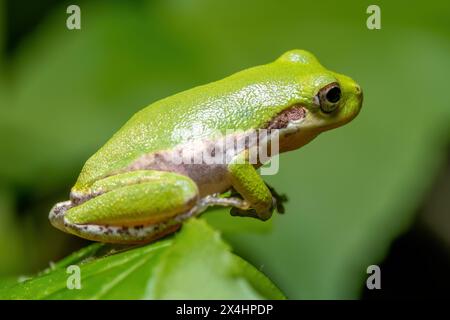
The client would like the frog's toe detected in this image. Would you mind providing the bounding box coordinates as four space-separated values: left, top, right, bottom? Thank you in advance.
230 207 272 221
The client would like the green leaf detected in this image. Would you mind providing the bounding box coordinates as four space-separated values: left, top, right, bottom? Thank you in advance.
0 219 284 300
148 218 284 299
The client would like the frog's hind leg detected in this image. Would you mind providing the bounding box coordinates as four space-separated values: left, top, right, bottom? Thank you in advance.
63 210 194 244
63 194 251 244
55 170 202 244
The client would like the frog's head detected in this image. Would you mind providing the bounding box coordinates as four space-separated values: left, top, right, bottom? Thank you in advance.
269 49 363 152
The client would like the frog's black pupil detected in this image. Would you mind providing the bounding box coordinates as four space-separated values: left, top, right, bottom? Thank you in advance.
326 87 341 103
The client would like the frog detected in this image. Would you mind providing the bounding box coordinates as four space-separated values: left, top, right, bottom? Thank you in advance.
49 49 363 244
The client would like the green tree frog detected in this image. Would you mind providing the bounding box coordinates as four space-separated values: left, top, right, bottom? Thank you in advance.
49 50 363 244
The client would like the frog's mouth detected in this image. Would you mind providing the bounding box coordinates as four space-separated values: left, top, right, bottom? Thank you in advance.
265 105 306 131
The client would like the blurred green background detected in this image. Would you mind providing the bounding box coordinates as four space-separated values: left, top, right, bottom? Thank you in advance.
0 0 449 299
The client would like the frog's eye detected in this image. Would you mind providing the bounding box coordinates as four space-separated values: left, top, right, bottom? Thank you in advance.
316 83 341 113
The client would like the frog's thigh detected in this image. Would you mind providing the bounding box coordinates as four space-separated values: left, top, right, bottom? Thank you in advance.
86 169 188 194
63 171 199 243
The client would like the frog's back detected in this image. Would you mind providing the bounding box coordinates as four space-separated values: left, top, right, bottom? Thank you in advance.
74 53 321 190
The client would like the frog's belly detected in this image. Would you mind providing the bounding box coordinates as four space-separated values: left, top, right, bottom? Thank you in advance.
127 153 232 197
125 138 242 197
180 163 231 196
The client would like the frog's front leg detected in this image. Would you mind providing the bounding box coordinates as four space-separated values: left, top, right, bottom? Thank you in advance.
49 170 200 244
226 152 275 221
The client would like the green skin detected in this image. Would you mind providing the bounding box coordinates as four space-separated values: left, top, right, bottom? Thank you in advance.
49 50 363 244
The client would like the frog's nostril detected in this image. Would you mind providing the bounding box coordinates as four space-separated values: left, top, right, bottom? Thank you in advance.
354 85 363 100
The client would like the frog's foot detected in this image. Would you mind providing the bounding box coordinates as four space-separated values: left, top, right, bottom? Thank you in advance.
201 193 273 221
265 183 288 214
225 190 285 221
229 206 273 221
206 186 286 220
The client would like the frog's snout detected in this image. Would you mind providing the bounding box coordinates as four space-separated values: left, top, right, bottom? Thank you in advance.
355 84 363 102
347 82 363 113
